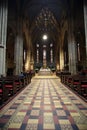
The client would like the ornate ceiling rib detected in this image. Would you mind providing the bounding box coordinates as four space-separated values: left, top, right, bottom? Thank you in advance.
30 7 59 43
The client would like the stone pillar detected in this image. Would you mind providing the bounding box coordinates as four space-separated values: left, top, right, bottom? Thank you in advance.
25 50 31 71
14 20 23 75
0 0 8 76
84 0 87 66
68 19 77 74
60 46 64 70
68 40 77 74
67 0 77 74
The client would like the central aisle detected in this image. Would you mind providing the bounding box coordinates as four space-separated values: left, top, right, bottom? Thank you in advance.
0 76 87 130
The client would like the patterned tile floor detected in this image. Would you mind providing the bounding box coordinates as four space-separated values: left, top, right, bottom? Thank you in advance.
0 76 87 130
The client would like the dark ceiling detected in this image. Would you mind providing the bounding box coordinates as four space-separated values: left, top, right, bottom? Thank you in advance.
23 0 68 22
21 0 69 43
8 0 83 45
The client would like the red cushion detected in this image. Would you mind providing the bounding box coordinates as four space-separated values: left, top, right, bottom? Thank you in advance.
73 82 79 85
5 85 13 88
15 82 20 85
81 85 87 88
0 89 2 93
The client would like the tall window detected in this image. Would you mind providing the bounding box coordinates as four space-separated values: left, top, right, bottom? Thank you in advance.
24 50 26 62
50 43 53 63
36 44 39 63
43 49 46 60
50 49 53 63
77 43 80 61
37 49 39 63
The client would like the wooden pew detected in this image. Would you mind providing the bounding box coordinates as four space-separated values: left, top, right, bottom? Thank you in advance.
0 78 9 104
0 73 31 105
24 72 31 84
56 71 61 78
4 77 17 96
78 76 87 98
13 75 22 90
67 75 87 99
28 72 31 83
61 71 71 84
66 75 72 87
26 73 31 84
60 71 87 99
23 73 29 85
19 76 25 88
30 70 35 78
70 75 80 90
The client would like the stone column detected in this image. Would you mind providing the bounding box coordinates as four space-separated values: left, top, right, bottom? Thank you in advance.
14 19 23 75
84 0 87 66
0 0 8 76
68 19 77 74
67 0 77 74
68 39 77 74
60 46 64 70
25 50 31 71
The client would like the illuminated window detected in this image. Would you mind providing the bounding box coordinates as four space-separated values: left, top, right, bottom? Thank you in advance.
24 50 26 61
37 49 39 63
50 49 53 63
43 49 46 60
50 43 53 47
43 45 46 48
77 43 80 61
36 44 39 47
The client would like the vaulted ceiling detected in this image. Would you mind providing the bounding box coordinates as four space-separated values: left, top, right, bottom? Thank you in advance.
8 0 69 43
26 0 68 44
21 0 68 20
8 0 83 49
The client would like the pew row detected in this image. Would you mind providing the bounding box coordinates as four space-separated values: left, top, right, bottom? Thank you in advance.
61 74 87 99
0 73 31 105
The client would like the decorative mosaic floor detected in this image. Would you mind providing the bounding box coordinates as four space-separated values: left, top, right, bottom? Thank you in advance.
0 76 87 130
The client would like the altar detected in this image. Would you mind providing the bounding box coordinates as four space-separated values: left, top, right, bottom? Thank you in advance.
38 68 52 76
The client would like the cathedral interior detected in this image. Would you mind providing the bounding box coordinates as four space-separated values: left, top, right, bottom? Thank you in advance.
0 0 86 76
0 0 87 130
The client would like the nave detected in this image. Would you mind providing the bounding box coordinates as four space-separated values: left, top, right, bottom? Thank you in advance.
0 75 87 130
